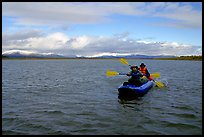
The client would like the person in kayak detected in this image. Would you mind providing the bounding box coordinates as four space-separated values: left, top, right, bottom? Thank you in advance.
139 63 153 80
127 65 148 86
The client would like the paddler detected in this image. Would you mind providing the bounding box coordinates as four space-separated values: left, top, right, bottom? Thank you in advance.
139 63 153 80
127 65 148 86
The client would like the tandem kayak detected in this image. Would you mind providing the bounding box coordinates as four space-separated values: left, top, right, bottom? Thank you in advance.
118 80 154 98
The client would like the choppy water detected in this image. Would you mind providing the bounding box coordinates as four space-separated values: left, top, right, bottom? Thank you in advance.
2 59 202 135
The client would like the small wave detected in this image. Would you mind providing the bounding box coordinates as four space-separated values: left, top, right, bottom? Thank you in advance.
166 122 201 130
173 113 197 119
40 110 65 115
3 117 53 135
75 111 97 117
171 105 193 110
2 130 26 135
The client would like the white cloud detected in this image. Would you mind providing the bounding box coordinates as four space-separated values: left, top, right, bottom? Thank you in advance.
152 2 202 28
3 31 69 53
2 49 37 55
2 30 202 57
68 36 92 49
2 2 202 28
2 2 143 26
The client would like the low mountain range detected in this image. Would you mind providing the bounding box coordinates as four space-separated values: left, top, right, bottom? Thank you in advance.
2 50 176 59
2 50 65 58
90 54 176 59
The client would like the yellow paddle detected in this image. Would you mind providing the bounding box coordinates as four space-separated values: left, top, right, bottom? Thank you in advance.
150 72 160 78
153 80 164 88
119 58 164 87
120 58 131 66
106 70 126 77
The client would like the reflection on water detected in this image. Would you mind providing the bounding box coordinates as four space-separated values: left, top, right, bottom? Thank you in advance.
118 95 143 103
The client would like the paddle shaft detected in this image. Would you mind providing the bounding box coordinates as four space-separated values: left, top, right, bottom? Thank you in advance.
119 73 127 75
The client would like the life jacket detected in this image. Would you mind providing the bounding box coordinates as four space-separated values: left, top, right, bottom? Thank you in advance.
139 67 147 75
140 67 152 80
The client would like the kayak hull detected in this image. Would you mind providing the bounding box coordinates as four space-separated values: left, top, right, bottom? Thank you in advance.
118 80 154 97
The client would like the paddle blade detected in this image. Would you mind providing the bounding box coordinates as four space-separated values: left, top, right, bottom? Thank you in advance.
150 72 160 78
106 70 119 76
120 58 129 66
155 80 164 88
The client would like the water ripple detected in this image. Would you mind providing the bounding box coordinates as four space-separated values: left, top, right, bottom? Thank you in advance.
2 59 202 135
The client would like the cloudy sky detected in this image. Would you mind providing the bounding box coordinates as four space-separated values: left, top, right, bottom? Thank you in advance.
2 2 202 57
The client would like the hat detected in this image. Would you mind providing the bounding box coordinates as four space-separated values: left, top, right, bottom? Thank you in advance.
140 63 146 67
130 65 138 69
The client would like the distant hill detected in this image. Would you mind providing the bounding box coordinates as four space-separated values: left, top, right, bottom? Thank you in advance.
156 55 202 61
2 51 65 58
2 50 177 59
81 54 176 59
2 50 201 61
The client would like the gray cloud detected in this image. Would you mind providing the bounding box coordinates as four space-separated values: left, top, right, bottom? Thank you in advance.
2 29 43 49
3 29 43 41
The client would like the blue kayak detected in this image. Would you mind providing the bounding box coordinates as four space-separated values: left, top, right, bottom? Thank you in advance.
118 80 154 97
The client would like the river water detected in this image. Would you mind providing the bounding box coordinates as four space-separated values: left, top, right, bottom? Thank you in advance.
2 59 202 135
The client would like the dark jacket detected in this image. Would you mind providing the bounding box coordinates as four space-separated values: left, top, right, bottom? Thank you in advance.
127 70 145 85
127 70 143 79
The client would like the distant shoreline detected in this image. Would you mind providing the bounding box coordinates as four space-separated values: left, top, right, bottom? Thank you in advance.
2 54 202 61
2 57 202 61
154 56 202 61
